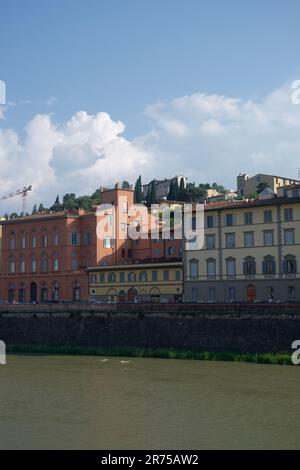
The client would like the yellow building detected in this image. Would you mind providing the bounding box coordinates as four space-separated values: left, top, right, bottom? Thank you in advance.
88 261 183 303
237 173 300 197
185 189 300 302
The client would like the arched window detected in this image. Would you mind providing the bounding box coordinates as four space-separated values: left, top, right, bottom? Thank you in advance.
243 256 256 276
139 271 147 282
32 231 37 248
226 257 236 277
9 235 15 250
20 233 26 249
128 272 136 282
189 259 198 279
9 255 15 274
73 282 80 302
167 246 175 256
42 230 48 248
263 256 276 275
41 283 48 302
207 258 216 277
18 284 25 303
108 272 116 282
41 253 48 273
52 283 59 302
71 252 78 271
19 255 26 273
31 254 37 273
284 255 297 274
53 252 59 272
53 230 59 246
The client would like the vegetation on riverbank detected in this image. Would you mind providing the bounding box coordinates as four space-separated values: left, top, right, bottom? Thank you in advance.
6 344 292 365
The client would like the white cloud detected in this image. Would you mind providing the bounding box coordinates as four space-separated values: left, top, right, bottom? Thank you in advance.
1 82 300 213
143 83 300 185
0 111 153 213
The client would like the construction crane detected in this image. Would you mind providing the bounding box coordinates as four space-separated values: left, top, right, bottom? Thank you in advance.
0 185 32 214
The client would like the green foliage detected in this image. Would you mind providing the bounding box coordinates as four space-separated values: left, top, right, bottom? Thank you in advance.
257 182 269 193
134 175 143 203
122 180 130 189
31 204 37 215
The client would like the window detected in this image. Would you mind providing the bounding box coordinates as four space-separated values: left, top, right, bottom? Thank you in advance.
121 248 126 258
243 257 256 275
284 229 295 245
163 270 169 281
20 234 26 249
53 253 59 272
119 272 125 282
19 255 26 273
288 286 296 299
52 283 59 302
244 212 253 225
71 252 78 271
32 232 37 248
139 271 147 282
264 210 273 223
18 285 25 303
41 283 48 302
284 256 297 275
73 284 80 302
9 255 15 274
206 215 214 228
189 259 198 279
123 201 128 214
206 234 216 249
9 237 15 250
263 230 274 246
31 255 36 273
90 274 97 284
208 287 216 302
226 258 236 277
228 287 236 301
207 258 216 277
128 272 136 282
71 232 80 245
263 256 276 275
175 270 181 281
99 273 105 283
152 271 158 281
42 232 48 247
41 254 49 273
167 246 175 256
292 190 299 198
53 232 59 246
84 232 92 245
225 233 236 248
108 272 116 282
244 231 254 248
284 208 294 222
226 214 234 226
103 236 114 248
191 287 198 302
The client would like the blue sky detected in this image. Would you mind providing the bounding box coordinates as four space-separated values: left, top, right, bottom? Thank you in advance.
1 0 300 211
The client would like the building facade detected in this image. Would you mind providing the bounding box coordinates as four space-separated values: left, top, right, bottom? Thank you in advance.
237 173 300 197
88 261 183 303
0 209 97 303
184 191 300 302
142 176 187 200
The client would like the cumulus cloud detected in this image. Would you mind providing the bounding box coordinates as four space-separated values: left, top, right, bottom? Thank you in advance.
1 82 300 213
143 83 300 187
0 111 154 213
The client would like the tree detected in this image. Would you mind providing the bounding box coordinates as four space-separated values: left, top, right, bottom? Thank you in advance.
50 195 63 212
76 195 92 210
90 189 102 205
134 176 143 203
257 182 269 193
38 203 45 213
167 180 176 200
122 180 130 189
32 204 37 215
63 193 77 210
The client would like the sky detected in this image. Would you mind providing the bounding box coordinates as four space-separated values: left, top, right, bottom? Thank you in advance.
1 0 300 212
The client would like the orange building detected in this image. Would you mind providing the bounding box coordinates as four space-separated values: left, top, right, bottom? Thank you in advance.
0 186 182 303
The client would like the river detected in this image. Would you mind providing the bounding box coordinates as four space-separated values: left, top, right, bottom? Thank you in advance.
0 355 299 449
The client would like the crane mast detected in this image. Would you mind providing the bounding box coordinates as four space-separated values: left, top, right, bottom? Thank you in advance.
0 185 32 214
